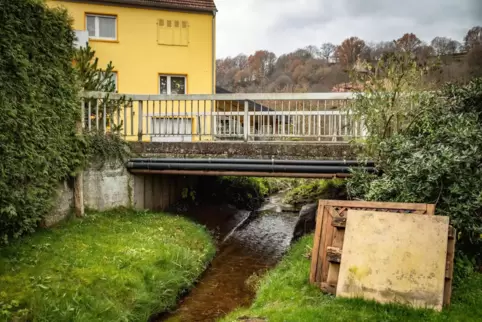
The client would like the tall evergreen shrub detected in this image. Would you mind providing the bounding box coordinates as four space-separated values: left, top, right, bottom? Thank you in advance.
0 0 84 243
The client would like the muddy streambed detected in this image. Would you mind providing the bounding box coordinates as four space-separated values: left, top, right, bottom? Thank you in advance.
160 193 299 322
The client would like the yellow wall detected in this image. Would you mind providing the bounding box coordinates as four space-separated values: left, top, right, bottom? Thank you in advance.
48 0 215 95
48 0 216 141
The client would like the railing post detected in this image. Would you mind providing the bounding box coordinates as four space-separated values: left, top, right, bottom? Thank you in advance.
244 100 249 142
138 100 143 142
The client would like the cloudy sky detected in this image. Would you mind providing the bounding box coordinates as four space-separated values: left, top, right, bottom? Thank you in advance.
215 0 482 58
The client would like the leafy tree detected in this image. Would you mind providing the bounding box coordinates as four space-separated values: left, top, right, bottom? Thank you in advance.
395 33 422 53
0 0 84 243
347 78 482 263
248 50 276 82
347 51 434 155
335 37 366 67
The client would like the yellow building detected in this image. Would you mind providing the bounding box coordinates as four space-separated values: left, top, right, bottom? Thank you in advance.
48 0 217 141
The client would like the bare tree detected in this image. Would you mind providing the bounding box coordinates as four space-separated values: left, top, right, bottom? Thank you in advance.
371 41 397 60
233 54 248 69
467 44 482 77
305 45 321 58
320 43 336 61
431 37 461 55
464 26 482 50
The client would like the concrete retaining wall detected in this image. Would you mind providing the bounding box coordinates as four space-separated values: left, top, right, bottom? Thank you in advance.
46 165 133 227
46 165 191 227
83 166 133 211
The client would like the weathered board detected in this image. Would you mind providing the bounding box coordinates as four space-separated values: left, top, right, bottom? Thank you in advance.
309 200 455 306
336 210 449 311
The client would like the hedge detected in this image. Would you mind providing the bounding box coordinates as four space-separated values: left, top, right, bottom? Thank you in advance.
0 0 84 243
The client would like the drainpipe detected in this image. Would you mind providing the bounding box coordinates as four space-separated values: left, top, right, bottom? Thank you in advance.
212 10 216 95
211 9 217 139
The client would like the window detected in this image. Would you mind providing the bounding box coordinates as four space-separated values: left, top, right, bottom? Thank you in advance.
159 75 186 94
157 19 189 46
86 14 117 40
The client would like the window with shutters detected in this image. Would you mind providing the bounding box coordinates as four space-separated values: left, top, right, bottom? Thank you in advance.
86 14 117 40
157 19 189 46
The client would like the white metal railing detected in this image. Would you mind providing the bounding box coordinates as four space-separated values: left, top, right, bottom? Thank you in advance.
80 92 365 142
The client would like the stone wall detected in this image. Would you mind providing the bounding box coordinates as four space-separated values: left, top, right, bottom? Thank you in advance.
130 142 357 160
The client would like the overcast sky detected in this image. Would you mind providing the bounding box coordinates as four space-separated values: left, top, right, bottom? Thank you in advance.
215 0 482 58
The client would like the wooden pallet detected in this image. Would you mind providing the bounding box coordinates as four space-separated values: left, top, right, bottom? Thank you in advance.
309 200 455 306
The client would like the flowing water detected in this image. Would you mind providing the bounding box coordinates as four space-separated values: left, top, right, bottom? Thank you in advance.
160 193 299 322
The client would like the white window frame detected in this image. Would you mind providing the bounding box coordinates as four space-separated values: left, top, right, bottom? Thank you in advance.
159 75 187 95
86 14 117 41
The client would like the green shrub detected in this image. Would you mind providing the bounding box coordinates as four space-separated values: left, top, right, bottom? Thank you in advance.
85 132 131 168
0 1 83 243
347 78 482 262
283 179 347 206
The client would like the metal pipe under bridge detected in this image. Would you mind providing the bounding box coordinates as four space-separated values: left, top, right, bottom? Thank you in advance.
126 158 375 178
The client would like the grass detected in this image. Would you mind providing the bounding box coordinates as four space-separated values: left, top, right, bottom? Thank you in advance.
221 235 482 322
0 209 215 322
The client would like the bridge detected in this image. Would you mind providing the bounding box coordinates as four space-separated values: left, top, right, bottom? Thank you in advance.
80 92 367 211
81 91 362 144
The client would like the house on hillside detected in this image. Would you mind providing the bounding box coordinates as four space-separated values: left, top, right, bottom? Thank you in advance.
48 0 217 142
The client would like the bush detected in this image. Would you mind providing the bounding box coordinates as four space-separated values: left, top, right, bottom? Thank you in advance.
85 132 131 168
347 78 482 262
0 1 83 243
283 179 347 206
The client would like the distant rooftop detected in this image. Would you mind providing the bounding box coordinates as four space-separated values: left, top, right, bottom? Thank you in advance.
85 0 217 12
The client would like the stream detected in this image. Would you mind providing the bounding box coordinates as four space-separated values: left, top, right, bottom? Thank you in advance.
160 193 299 322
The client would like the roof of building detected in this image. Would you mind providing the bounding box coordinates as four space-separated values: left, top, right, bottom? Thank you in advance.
86 0 217 12
216 86 273 112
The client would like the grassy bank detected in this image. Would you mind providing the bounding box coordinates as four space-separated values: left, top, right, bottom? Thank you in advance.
0 209 215 322
222 235 482 322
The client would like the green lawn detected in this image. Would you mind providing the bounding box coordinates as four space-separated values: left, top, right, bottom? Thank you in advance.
0 209 215 322
222 235 482 322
